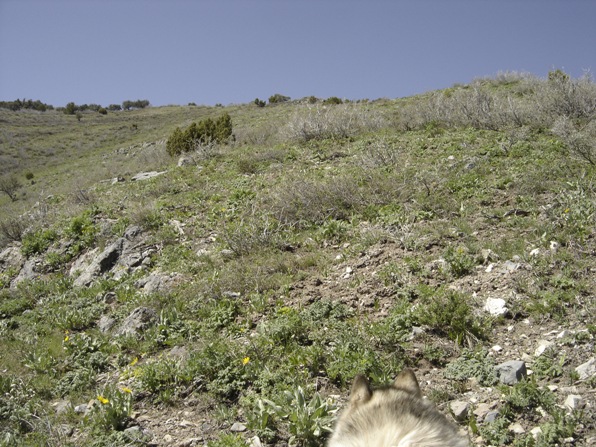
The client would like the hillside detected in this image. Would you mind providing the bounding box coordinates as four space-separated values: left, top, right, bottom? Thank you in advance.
1 72 595 447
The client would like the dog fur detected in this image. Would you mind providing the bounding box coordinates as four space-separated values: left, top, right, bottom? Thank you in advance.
327 369 469 447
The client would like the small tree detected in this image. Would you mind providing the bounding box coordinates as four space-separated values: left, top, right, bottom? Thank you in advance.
166 113 233 157
254 98 266 108
269 94 290 104
166 127 186 156
64 102 77 115
0 175 21 202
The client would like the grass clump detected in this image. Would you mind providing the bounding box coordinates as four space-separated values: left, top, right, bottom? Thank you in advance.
414 287 487 345
444 348 497 386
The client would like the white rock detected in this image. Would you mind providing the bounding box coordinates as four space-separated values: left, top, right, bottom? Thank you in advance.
534 340 554 357
249 436 263 447
131 170 167 181
530 427 542 440
230 422 247 432
575 357 596 380
484 298 508 316
509 422 525 434
557 330 570 339
529 248 540 256
503 260 520 272
564 394 584 411
492 345 503 352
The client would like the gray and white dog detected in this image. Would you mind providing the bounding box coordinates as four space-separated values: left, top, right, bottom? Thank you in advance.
328 369 469 447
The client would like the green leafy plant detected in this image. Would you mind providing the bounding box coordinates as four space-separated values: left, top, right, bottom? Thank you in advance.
258 386 336 446
21 228 58 257
444 348 497 386
90 385 133 431
443 246 476 278
207 434 249 447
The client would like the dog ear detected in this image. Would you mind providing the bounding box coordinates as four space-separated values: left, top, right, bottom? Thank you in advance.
349 374 373 404
393 368 422 397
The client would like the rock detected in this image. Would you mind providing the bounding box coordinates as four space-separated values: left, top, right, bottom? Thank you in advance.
163 434 174 443
98 315 116 333
530 427 542 440
564 394 584 411
131 171 167 181
481 249 498 263
484 410 500 423
575 357 596 380
52 400 72 414
102 291 117 304
249 436 263 447
74 404 88 414
503 260 520 272
534 340 554 357
12 257 40 285
473 402 493 420
178 156 194 167
230 422 247 432
557 330 570 339
0 245 24 272
111 177 124 184
176 438 203 447
114 307 157 337
495 360 527 385
124 425 152 442
222 291 241 298
73 238 125 287
123 225 142 239
509 422 525 434
484 298 508 316
450 401 469 422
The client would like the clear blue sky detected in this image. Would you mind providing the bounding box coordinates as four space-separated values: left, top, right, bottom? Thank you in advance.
1 0 594 107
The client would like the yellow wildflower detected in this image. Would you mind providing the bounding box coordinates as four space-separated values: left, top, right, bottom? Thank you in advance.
97 395 109 405
242 356 250 365
130 357 139 366
121 387 133 394
63 335 69 342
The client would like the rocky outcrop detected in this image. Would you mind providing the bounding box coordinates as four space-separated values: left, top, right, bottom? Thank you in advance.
70 226 156 287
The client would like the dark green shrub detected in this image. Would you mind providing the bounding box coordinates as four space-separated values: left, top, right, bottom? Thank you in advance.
323 96 343 105
268 94 290 104
166 113 233 156
98 107 107 115
254 98 266 108
414 288 486 345
64 102 76 115
122 99 150 110
166 127 186 156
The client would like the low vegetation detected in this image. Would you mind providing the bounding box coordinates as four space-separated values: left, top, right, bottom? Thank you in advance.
0 71 595 446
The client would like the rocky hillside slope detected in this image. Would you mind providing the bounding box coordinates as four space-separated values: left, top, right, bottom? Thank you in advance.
1 72 595 446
